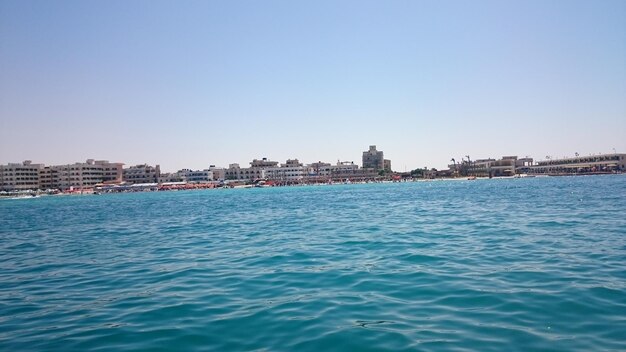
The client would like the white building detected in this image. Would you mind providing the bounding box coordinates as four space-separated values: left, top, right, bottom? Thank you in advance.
225 158 277 181
177 169 214 183
308 161 360 177
265 159 306 182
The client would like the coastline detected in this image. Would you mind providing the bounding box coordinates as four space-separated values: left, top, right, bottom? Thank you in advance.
2 172 623 199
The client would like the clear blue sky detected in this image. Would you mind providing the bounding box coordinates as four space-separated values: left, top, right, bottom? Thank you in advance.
1 0 625 172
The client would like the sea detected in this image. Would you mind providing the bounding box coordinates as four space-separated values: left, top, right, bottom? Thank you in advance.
1 175 625 351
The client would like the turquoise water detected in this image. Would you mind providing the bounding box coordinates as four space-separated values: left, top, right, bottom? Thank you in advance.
1 176 625 351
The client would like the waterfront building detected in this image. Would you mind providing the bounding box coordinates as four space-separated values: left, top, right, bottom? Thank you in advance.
209 165 226 181
524 153 625 175
0 160 43 191
1 159 122 191
307 162 331 177
383 159 392 172
101 161 124 183
329 165 378 181
453 156 533 177
158 172 184 184
265 159 305 182
490 156 533 177
468 158 495 177
49 160 124 190
362 145 385 170
225 163 267 181
306 161 356 178
225 158 277 181
123 164 160 184
39 166 56 190
225 163 241 180
250 158 279 169
304 160 377 182
177 169 214 183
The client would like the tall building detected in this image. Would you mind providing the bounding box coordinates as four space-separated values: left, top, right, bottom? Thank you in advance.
362 145 385 170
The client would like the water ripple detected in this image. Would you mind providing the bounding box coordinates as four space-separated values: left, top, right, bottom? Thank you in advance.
1 176 626 351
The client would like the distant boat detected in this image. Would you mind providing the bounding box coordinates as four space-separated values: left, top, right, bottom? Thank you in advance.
467 176 476 180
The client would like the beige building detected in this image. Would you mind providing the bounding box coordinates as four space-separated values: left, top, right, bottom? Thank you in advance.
452 156 533 177
48 160 123 190
265 159 306 182
383 159 392 172
158 172 184 184
490 156 533 177
208 165 226 181
123 164 160 184
0 160 43 191
305 160 378 181
1 159 123 191
225 158 278 181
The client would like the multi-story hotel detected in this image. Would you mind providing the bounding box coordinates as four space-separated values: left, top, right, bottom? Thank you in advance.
123 164 160 184
1 159 123 191
225 158 278 181
51 159 124 190
0 161 43 191
305 161 378 182
265 159 306 182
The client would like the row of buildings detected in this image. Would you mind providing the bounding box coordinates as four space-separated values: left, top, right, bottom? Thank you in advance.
4 147 622 191
441 153 626 178
0 145 392 191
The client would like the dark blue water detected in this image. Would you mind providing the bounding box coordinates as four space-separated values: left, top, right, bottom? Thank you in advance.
1 176 625 351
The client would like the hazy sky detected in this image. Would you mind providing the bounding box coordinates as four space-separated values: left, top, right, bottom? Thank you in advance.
1 0 625 172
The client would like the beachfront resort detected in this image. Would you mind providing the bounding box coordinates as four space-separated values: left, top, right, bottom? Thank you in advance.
1 145 625 195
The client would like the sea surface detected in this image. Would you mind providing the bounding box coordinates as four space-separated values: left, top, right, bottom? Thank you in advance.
1 175 625 351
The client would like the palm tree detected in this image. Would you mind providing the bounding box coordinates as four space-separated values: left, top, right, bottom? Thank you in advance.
450 158 457 176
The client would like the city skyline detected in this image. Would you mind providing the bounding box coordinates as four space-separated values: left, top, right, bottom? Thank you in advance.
2 147 624 175
1 1 625 172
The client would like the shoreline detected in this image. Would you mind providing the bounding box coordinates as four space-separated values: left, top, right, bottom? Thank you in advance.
1 172 624 199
